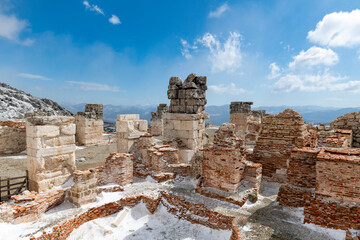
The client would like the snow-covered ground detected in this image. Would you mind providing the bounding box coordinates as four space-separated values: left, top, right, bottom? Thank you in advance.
68 202 231 240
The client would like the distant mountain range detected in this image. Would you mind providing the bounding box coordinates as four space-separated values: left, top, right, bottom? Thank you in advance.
62 103 360 125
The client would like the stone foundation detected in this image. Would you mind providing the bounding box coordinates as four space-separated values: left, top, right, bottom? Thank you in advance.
75 104 103 146
32 192 242 240
96 152 133 186
26 116 76 192
0 120 26 154
69 169 97 207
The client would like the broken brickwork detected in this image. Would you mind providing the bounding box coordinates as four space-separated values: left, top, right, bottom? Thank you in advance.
277 147 319 207
307 123 335 146
331 111 360 147
32 192 242 240
26 116 76 192
96 152 133 186
252 109 316 182
323 129 352 148
150 103 168 136
116 114 148 153
75 104 103 146
0 120 26 154
202 123 261 193
230 102 265 147
69 169 97 207
0 190 65 224
304 148 360 230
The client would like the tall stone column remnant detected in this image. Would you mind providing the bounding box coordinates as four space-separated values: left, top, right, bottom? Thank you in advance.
26 116 76 192
75 104 104 146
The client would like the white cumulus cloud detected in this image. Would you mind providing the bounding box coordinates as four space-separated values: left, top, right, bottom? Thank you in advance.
307 9 360 47
0 13 32 44
198 32 242 73
67 81 120 92
109 14 121 25
209 83 246 95
288 46 338 70
209 3 229 18
17 73 52 81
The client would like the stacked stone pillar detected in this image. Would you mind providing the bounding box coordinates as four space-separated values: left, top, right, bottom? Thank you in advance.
163 73 208 163
75 104 103 146
26 116 76 192
69 169 97 207
150 104 168 136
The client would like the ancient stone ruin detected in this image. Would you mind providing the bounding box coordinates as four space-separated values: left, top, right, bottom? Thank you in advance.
0 120 26 154
75 104 104 146
26 115 76 192
1 73 360 240
230 102 264 147
150 103 168 136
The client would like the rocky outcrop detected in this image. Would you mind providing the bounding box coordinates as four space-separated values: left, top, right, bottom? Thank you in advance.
0 83 72 120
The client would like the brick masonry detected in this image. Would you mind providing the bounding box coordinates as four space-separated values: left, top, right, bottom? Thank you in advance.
331 111 360 147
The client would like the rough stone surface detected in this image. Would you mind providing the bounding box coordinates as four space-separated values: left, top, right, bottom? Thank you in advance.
323 129 352 148
252 109 316 183
150 103 168 136
331 111 360 147
69 169 97 207
75 104 104 146
26 116 76 192
0 120 26 154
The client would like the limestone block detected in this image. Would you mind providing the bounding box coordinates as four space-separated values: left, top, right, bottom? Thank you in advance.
60 123 76 135
117 120 135 133
178 149 195 163
136 120 148 132
117 114 139 121
27 144 76 158
27 125 60 138
180 120 198 131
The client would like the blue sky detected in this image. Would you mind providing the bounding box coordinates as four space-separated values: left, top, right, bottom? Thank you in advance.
1 0 360 107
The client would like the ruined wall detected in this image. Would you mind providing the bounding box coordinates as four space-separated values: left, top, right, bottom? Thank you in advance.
304 148 360 230
69 169 97 207
96 152 133 186
277 147 319 207
323 129 352 148
331 111 360 147
252 109 313 182
0 120 26 154
75 104 103 146
202 123 247 193
307 123 335 146
230 102 264 147
32 192 242 240
150 103 168 136
116 114 148 153
26 116 76 192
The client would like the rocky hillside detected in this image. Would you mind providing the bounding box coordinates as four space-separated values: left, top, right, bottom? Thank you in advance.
0 83 72 120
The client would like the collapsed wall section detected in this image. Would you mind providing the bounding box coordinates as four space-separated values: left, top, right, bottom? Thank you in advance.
75 104 103 146
230 102 264 147
26 116 76 192
331 111 360 147
252 109 314 182
0 120 26 154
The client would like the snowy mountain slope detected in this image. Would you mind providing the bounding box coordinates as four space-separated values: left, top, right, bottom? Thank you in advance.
0 83 72 120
